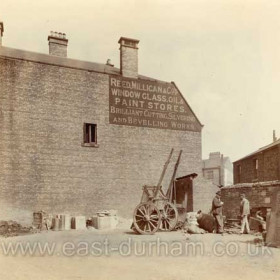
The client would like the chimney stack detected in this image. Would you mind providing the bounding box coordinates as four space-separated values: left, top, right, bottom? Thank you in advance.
0 22 4 46
48 31 68 58
273 130 277 142
118 37 139 79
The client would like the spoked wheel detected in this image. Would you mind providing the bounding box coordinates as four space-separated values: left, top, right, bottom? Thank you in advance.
160 202 178 231
133 202 161 235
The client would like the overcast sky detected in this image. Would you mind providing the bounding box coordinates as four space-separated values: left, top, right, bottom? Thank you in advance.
1 0 279 162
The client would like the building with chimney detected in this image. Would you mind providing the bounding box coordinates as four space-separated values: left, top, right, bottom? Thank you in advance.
202 152 233 187
233 131 280 184
221 131 280 220
0 21 218 217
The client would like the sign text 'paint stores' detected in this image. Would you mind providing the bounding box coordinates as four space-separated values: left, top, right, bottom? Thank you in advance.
109 76 201 131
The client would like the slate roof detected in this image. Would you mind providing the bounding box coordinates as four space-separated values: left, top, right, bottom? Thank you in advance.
0 46 163 82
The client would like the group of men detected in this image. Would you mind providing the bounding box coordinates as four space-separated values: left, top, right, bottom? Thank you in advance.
211 190 250 234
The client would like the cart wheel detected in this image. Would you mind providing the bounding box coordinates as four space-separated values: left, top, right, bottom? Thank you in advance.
133 202 161 235
160 202 178 231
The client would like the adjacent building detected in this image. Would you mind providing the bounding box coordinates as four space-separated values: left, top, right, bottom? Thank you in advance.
202 152 233 187
233 134 280 184
0 21 218 218
222 132 280 219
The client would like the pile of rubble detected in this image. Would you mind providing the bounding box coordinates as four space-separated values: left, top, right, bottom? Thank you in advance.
224 221 241 234
0 208 123 237
0 220 34 238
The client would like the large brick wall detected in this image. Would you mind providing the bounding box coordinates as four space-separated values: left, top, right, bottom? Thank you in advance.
233 145 280 184
0 55 207 218
221 181 280 219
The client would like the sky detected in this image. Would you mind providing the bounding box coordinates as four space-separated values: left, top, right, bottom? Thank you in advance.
1 0 279 162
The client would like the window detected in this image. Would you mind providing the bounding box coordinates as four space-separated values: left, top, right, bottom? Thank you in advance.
253 158 258 170
83 123 98 147
237 164 241 183
205 170 214 180
253 158 258 179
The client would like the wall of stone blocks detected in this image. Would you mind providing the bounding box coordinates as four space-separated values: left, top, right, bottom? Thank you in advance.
221 183 280 219
0 56 204 218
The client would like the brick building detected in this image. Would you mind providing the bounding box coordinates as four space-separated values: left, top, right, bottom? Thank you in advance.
202 152 233 187
0 21 218 218
233 136 280 184
222 133 280 219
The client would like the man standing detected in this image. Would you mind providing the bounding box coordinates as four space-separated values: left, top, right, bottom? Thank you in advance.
211 191 224 233
240 193 250 234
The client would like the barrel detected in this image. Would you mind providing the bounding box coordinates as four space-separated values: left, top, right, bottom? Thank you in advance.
64 214 71 230
58 214 71 230
74 216 86 230
52 216 60 231
59 215 65 231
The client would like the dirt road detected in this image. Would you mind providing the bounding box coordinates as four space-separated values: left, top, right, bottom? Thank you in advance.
0 229 279 280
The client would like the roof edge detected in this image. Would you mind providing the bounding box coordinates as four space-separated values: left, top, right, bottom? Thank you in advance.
0 46 204 96
171 82 204 128
233 139 280 163
221 180 280 189
0 45 121 75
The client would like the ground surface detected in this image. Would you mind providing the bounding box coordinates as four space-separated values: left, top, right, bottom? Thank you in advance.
0 226 279 280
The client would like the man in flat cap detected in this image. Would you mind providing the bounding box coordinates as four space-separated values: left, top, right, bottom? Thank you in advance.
211 190 224 233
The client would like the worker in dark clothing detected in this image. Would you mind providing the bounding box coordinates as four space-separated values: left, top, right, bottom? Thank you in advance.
211 190 224 233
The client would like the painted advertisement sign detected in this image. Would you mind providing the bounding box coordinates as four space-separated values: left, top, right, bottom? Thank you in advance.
109 76 201 132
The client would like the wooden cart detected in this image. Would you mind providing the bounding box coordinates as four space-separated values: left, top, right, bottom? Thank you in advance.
132 149 182 235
